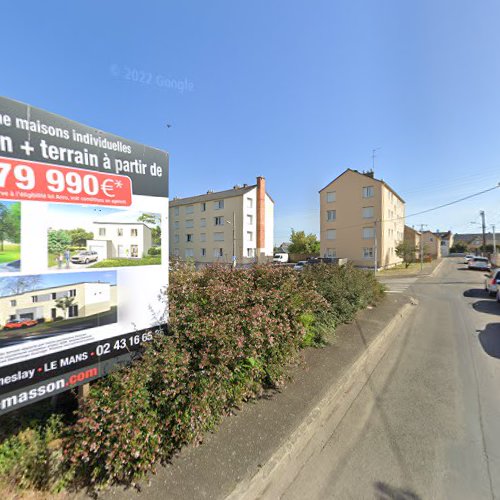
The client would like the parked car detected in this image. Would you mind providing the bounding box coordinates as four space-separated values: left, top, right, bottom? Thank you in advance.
468 257 491 271
273 253 289 263
463 254 475 264
71 250 98 264
294 261 307 271
3 319 38 330
485 269 500 296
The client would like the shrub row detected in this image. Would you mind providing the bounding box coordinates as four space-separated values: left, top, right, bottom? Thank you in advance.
0 263 384 493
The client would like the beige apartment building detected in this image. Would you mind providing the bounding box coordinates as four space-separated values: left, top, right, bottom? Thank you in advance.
0 281 116 326
169 176 274 264
319 169 405 269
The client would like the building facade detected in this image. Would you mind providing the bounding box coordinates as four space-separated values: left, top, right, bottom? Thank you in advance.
319 169 405 269
404 225 421 259
435 231 453 257
421 231 441 259
169 176 274 264
0 282 115 325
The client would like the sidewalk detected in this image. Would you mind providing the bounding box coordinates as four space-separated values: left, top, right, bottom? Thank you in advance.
91 292 413 500
376 257 444 279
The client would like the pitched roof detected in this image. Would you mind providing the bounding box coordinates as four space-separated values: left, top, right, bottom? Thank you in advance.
435 231 453 240
319 168 405 203
169 185 257 207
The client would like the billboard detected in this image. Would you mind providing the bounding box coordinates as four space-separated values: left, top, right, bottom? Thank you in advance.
0 96 168 415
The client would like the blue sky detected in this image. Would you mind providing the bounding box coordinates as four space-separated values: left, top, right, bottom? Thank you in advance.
2 1 499 243
0 271 117 297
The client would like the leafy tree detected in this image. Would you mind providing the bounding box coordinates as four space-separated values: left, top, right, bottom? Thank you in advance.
288 229 320 254
48 230 71 254
138 213 161 245
450 241 468 253
68 228 93 247
0 202 19 251
395 241 417 268
55 296 76 320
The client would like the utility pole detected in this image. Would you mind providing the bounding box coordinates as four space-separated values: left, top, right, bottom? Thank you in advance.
373 220 378 274
492 224 497 266
418 224 428 271
232 211 236 268
480 210 486 255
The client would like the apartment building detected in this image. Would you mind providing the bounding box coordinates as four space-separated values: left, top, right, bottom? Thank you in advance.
421 231 441 259
0 282 115 325
319 169 405 269
169 176 274 264
404 225 422 259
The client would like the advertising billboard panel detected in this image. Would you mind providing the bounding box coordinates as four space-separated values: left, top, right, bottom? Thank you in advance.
0 96 169 415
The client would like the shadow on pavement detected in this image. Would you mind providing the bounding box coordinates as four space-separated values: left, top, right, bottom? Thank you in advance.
463 289 488 298
478 323 500 358
471 300 500 315
374 481 421 500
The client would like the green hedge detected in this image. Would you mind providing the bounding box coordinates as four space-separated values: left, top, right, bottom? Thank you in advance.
0 263 384 493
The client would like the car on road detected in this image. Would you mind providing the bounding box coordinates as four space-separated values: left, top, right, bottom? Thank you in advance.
71 250 98 264
273 253 289 263
463 254 476 264
485 269 500 296
294 261 307 271
468 256 491 271
3 319 38 330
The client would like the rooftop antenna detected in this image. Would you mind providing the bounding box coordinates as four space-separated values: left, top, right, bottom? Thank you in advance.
371 148 380 171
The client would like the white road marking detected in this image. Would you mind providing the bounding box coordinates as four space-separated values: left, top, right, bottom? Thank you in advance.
378 277 418 294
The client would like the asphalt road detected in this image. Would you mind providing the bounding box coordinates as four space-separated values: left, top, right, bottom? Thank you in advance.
279 258 500 500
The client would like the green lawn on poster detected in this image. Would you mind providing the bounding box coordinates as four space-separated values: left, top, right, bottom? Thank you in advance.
0 244 20 264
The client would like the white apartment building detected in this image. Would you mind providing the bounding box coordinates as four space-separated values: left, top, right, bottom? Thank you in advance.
87 215 153 260
169 176 274 264
0 281 116 325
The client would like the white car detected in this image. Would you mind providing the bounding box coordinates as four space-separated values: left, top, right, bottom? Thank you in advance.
71 250 99 264
485 269 500 296
294 261 307 271
463 254 475 264
468 256 490 271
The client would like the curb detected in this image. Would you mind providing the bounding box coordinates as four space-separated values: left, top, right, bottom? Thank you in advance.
429 258 444 277
226 300 416 500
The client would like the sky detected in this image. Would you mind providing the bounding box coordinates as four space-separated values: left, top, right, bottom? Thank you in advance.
0 271 117 297
2 1 499 244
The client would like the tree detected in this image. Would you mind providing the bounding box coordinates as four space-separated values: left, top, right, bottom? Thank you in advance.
395 241 417 268
48 230 71 254
2 275 42 295
55 296 76 319
288 229 320 254
0 202 19 251
450 241 468 253
138 213 161 245
68 228 93 247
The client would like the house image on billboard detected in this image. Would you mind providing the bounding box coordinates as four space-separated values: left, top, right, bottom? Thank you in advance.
86 213 153 260
0 282 117 325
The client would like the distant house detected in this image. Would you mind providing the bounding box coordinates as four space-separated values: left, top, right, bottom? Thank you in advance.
421 231 441 259
404 225 421 259
86 214 153 260
435 230 453 257
453 233 495 252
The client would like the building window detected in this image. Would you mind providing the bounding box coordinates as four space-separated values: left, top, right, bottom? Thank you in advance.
117 228 123 236
326 229 336 240
363 227 375 239
362 186 374 198
327 210 336 221
174 234 179 243
185 219 194 229
201 248 206 257
201 202 206 212
362 207 374 219
247 214 253 225
200 233 206 242
214 200 224 210
173 207 179 216
51 293 56 300
131 228 138 237
200 218 206 228
247 248 255 257
214 216 224 226
247 197 253 208
185 248 194 258
32 296 38 303
326 191 336 202
174 221 180 230
186 234 193 242
99 228 106 237
185 205 194 214
68 305 78 318
363 247 374 259
214 232 224 241
326 248 336 258
10 300 16 307
214 248 223 257
69 289 76 297
247 231 253 241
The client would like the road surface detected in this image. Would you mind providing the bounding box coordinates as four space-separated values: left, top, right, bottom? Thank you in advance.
278 258 500 499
